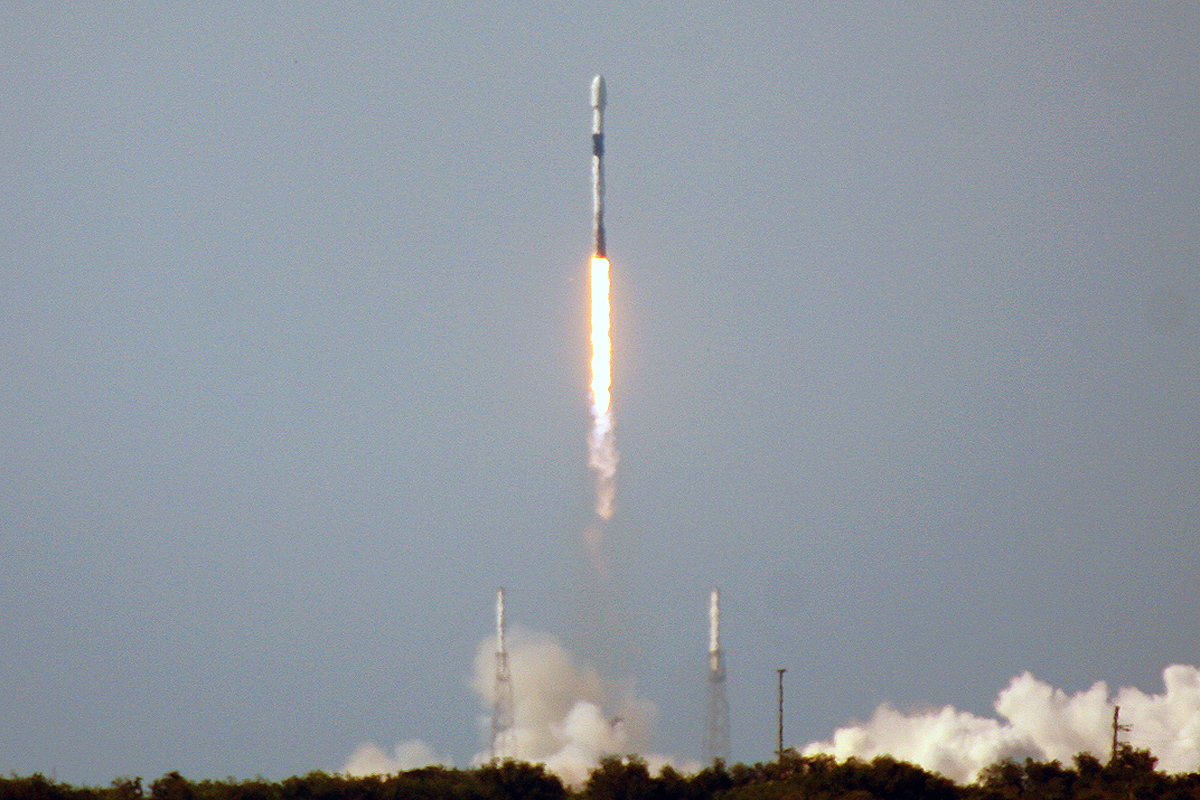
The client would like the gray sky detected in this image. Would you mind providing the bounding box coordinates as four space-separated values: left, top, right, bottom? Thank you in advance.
3 1 1198 784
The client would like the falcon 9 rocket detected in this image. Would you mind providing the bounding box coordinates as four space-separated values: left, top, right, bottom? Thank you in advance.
591 74 606 258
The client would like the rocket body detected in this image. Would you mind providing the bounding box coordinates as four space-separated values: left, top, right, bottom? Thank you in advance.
591 75 606 258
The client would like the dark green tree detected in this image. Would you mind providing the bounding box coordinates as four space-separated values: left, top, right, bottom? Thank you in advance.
150 773 194 800
476 760 565 800
583 757 657 800
975 758 1027 800
107 778 143 800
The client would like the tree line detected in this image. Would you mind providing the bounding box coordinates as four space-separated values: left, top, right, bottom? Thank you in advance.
4 747 1198 800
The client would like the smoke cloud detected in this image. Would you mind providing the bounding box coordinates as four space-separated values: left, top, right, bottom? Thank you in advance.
343 739 450 775
344 628 1199 788
342 628 696 787
802 664 1200 783
472 628 693 786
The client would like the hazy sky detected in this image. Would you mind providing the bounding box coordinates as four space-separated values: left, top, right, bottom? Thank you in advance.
3 2 1198 784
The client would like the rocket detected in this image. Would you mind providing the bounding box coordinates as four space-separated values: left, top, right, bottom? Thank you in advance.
586 75 617 521
591 74 607 258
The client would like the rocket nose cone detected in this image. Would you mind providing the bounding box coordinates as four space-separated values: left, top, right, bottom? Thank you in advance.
591 75 606 109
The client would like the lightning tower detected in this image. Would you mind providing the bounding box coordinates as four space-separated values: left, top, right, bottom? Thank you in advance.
491 588 515 760
705 588 730 764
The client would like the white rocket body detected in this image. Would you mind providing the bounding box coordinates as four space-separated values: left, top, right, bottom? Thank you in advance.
591 75 606 258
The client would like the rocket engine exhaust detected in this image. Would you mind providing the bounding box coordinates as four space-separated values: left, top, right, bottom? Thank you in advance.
587 75 618 521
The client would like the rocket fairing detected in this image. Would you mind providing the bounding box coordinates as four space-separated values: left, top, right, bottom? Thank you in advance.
591 74 607 258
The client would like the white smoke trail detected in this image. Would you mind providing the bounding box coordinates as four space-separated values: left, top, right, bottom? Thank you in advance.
803 664 1200 783
588 255 618 521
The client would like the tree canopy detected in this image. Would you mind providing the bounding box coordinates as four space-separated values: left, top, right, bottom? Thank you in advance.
4 749 1198 800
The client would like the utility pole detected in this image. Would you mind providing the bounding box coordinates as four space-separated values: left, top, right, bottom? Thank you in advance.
776 668 787 762
1110 705 1130 763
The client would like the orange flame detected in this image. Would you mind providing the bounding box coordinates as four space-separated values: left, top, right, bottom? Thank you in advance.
590 256 612 417
588 255 617 519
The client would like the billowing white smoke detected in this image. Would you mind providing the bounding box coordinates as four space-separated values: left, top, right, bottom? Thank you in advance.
343 739 451 775
342 628 696 787
802 664 1200 783
471 628 692 787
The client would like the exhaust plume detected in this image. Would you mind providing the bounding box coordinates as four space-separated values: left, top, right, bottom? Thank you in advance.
588 255 618 521
802 664 1200 783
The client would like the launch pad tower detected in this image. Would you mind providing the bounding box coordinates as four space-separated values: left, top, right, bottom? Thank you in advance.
491 588 515 760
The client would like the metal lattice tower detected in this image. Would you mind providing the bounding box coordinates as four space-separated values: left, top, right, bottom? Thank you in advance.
705 588 730 765
491 588 515 760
